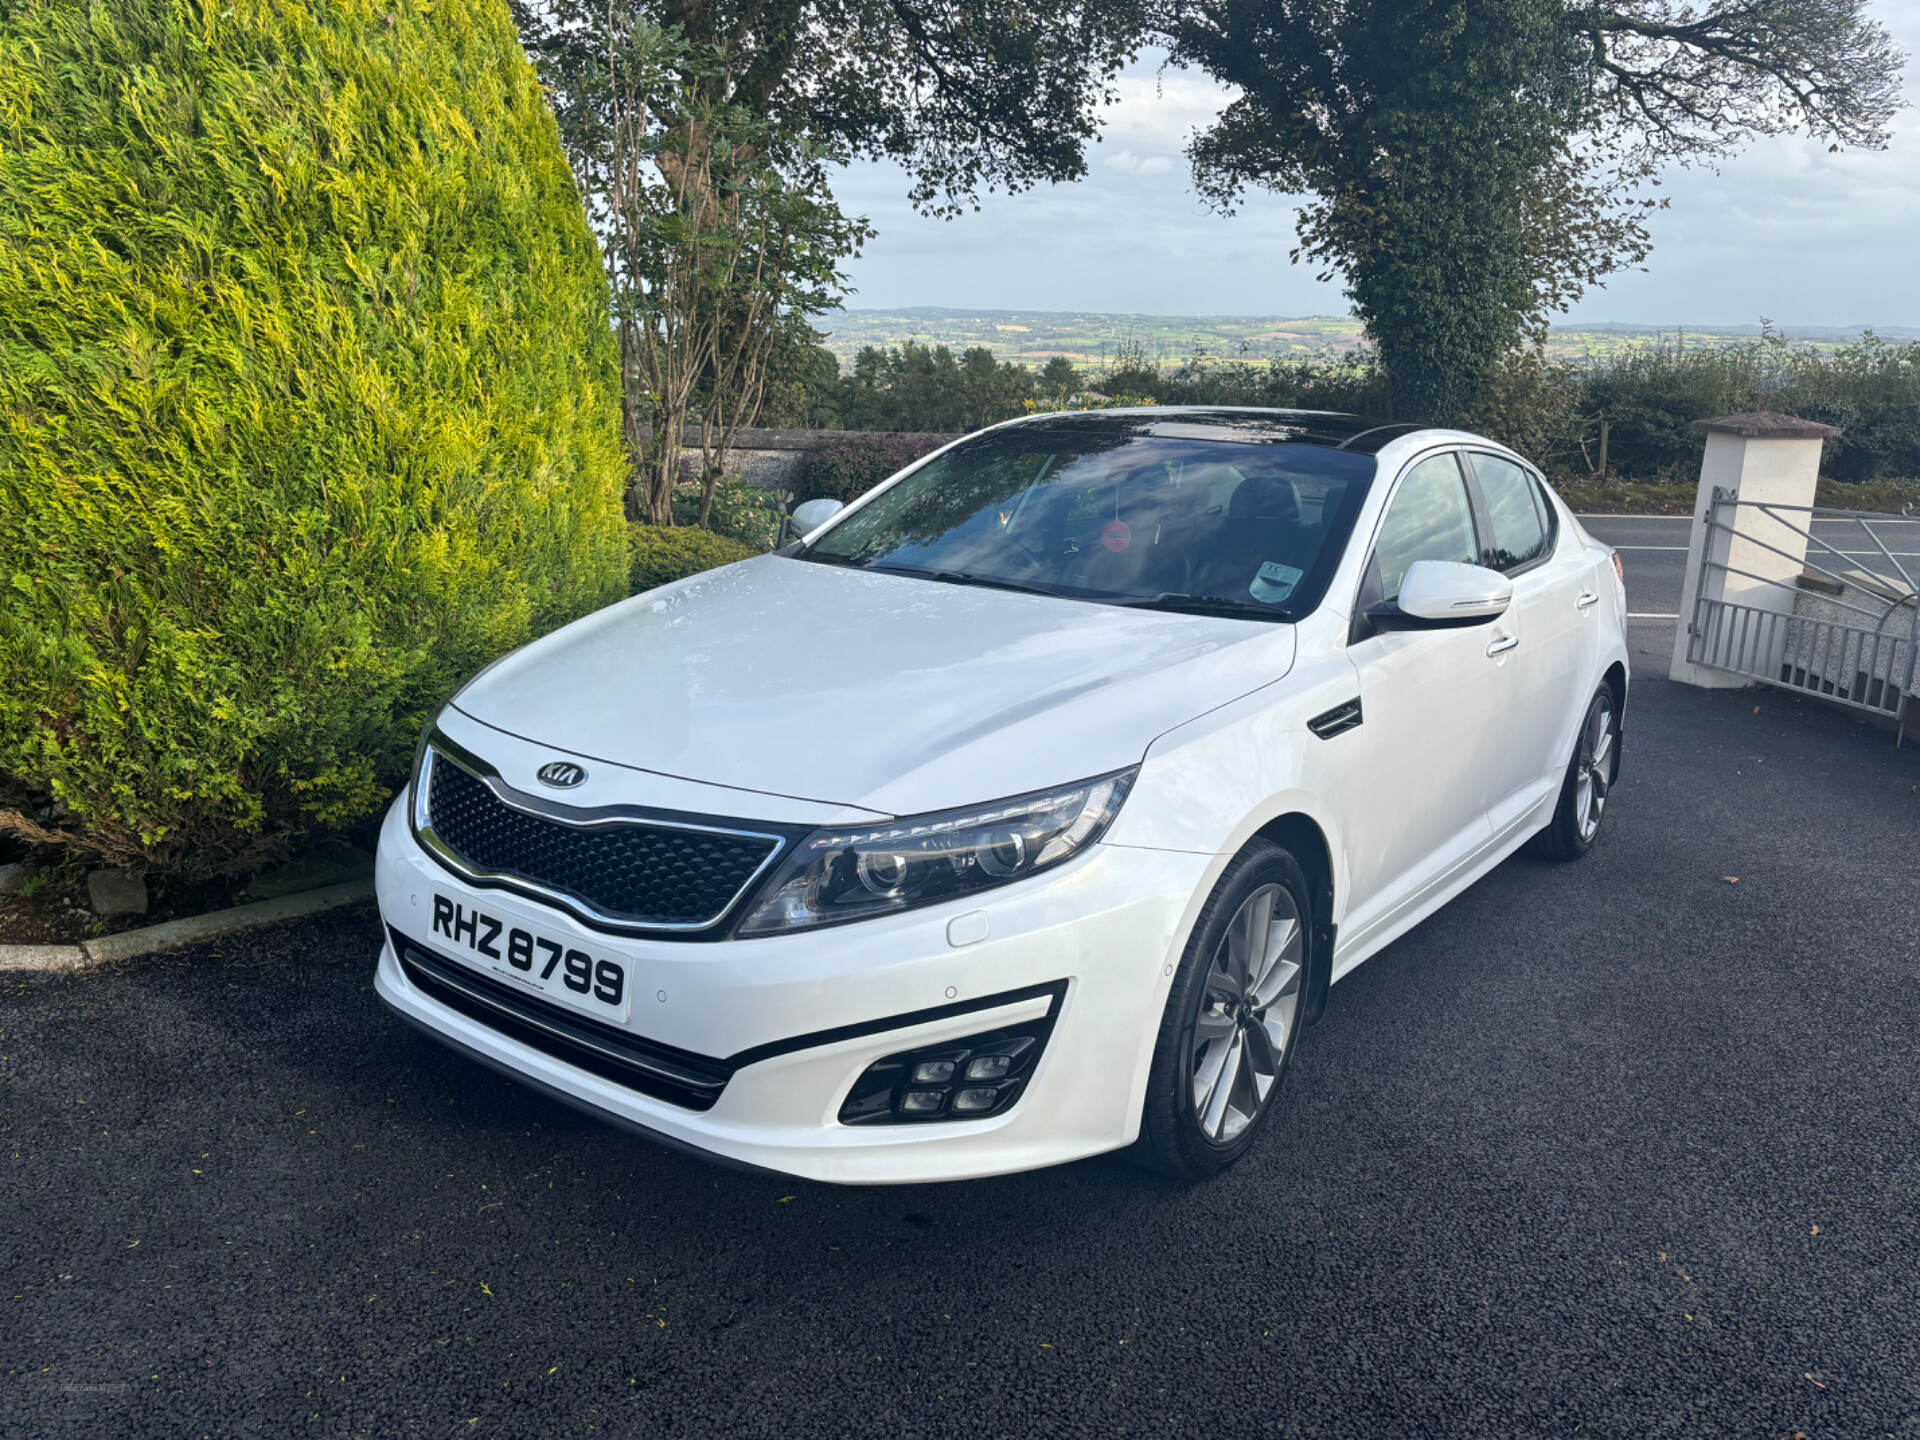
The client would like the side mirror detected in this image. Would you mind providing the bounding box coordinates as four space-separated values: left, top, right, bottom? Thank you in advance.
790 497 845 536
1373 560 1512 629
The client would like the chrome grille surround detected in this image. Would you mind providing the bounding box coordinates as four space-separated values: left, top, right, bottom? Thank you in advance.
410 738 791 936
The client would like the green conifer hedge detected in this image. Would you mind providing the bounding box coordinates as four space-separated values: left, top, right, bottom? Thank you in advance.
0 0 629 874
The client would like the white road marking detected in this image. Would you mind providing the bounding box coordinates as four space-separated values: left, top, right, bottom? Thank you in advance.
1628 612 1680 619
1613 543 1920 557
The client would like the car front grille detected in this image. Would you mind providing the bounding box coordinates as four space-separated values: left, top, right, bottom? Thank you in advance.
419 746 783 931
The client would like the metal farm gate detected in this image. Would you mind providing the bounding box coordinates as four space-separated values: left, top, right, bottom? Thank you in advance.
1685 489 1920 739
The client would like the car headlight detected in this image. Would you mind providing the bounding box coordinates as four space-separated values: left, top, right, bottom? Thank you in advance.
734 769 1137 936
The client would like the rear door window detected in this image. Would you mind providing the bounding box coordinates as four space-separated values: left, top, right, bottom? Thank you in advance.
1469 454 1552 572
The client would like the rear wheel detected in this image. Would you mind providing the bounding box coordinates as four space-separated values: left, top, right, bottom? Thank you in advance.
1136 840 1310 1180
1535 684 1618 860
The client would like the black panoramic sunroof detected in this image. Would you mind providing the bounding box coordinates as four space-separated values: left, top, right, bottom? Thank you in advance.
1022 408 1422 455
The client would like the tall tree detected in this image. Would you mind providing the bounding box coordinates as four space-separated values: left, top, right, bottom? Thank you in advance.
1167 0 1904 422
515 0 1149 519
534 21 867 525
513 0 1152 214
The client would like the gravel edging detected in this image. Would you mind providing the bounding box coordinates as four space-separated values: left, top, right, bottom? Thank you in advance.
0 878 374 973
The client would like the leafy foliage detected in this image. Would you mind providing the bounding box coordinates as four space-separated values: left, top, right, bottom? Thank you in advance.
1172 0 1634 423
760 337 847 428
510 0 1151 217
0 0 628 873
1166 0 1903 422
791 330 1920 485
559 21 868 526
629 524 758 592
671 480 788 550
1582 330 1920 481
841 343 1047 431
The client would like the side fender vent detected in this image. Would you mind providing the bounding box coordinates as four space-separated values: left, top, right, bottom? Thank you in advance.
1308 698 1363 740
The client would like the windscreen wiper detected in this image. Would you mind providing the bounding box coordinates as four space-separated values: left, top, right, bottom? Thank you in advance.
791 547 868 567
1118 593 1295 622
866 565 1081 601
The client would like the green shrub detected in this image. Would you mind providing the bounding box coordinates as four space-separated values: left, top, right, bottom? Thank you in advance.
794 434 945 505
1578 333 1920 483
629 525 757 592
670 480 786 551
0 0 628 874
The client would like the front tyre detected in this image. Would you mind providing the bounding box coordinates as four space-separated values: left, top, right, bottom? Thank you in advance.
1535 684 1619 861
1136 840 1310 1181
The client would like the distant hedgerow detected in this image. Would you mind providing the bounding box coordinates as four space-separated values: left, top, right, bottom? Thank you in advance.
0 0 629 874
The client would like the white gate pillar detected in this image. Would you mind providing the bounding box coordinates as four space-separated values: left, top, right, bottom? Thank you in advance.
1669 411 1841 688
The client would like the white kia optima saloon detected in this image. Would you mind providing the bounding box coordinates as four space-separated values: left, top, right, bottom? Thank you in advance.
374 408 1628 1183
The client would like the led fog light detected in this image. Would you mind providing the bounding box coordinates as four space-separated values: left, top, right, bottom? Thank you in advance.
837 999 1060 1127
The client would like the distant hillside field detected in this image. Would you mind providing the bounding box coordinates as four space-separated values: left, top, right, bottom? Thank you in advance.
818 307 1920 368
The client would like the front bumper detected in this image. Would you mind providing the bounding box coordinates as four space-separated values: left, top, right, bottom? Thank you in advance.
372 798 1211 1183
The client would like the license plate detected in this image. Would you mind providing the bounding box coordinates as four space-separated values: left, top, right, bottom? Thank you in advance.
429 894 632 1023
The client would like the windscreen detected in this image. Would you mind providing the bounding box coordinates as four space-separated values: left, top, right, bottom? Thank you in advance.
798 427 1377 620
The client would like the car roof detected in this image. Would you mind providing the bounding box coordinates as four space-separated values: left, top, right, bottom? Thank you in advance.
1009 406 1426 456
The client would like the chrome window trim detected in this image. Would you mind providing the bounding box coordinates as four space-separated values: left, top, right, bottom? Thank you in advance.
411 741 792 936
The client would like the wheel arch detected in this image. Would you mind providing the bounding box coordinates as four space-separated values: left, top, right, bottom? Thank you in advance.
1602 659 1628 724
1252 812 1336 1028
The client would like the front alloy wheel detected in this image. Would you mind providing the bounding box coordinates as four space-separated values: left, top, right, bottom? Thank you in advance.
1190 884 1304 1143
1138 840 1312 1179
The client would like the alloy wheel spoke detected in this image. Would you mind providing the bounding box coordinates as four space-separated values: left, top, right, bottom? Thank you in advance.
1193 1032 1234 1124
1226 890 1269 988
1219 919 1248 990
1243 1010 1283 1082
1250 913 1297 995
1203 964 1243 1006
1201 1029 1243 1137
1245 887 1277 966
1226 1033 1260 1125
1251 956 1302 1013
1194 1006 1238 1042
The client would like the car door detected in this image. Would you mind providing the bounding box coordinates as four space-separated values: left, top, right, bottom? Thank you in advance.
1336 451 1503 945
1462 452 1591 835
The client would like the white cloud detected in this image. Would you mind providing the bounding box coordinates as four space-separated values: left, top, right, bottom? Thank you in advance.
1101 148 1177 176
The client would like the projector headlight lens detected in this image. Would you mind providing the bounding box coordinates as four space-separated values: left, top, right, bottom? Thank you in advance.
734 769 1136 936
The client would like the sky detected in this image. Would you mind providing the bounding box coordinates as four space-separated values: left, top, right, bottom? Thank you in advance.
832 8 1920 328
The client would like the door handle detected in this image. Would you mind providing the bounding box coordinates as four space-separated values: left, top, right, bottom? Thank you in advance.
1576 591 1600 609
1486 634 1519 657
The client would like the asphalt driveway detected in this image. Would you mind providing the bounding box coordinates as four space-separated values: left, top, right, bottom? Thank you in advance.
5 665 1919 1437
